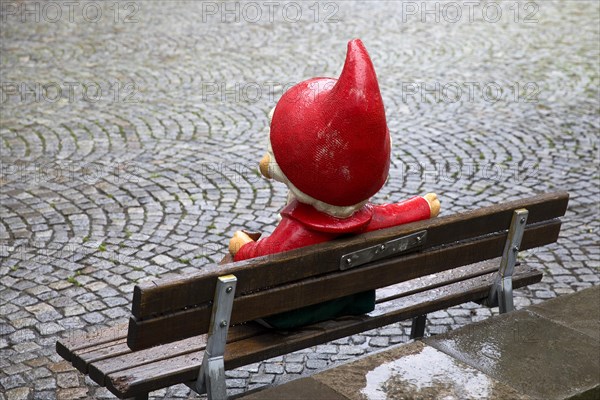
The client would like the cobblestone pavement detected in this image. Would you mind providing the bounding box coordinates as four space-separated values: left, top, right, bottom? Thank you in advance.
1 1 598 399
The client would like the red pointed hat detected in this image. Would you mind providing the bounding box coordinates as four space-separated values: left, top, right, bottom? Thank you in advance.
270 39 390 208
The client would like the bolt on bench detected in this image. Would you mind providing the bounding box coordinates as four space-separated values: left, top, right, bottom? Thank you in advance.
56 192 569 399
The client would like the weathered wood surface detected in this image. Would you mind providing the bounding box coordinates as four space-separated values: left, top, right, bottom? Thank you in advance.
131 191 568 321
56 323 128 362
128 218 561 349
89 323 264 386
101 266 541 398
72 339 130 373
375 258 501 303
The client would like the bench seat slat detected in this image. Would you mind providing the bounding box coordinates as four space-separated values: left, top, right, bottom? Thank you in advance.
56 323 128 362
89 322 265 387
132 192 568 320
101 266 541 398
72 339 130 373
375 258 501 303
128 219 560 349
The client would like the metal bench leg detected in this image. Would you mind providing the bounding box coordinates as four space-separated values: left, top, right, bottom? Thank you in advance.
192 274 237 400
488 209 528 313
410 314 427 339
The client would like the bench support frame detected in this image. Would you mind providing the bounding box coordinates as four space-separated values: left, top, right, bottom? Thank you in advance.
193 274 238 400
410 314 427 339
488 208 529 313
408 209 530 339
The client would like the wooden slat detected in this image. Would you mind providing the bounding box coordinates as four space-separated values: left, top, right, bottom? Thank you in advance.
56 323 128 362
106 266 542 398
127 219 560 349
132 192 568 320
72 339 130 373
375 258 502 303
88 323 265 386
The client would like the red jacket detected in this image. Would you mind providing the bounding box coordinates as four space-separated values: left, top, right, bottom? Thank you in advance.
235 196 430 261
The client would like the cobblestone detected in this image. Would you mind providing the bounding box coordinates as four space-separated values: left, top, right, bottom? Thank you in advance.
5 387 30 400
284 363 305 374
1 0 598 398
263 363 285 374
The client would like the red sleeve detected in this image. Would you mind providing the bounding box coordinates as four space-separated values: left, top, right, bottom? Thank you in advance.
234 216 336 261
366 196 431 231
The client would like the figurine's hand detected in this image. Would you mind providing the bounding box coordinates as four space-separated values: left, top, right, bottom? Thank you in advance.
424 193 440 218
259 153 272 179
229 230 260 256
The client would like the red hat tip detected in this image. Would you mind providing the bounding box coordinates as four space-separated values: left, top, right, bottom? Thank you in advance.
270 39 390 208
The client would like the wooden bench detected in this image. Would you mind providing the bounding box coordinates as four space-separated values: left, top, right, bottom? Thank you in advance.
56 192 569 399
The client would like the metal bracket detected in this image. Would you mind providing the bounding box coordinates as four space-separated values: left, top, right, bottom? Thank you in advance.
410 315 427 339
193 274 237 400
340 230 427 270
487 209 528 313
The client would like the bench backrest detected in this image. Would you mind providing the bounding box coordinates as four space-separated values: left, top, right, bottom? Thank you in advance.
127 192 568 350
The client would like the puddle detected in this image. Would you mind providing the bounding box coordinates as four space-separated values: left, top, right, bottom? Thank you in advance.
361 346 493 399
437 336 503 374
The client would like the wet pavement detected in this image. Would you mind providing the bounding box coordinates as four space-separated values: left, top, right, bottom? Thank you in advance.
243 286 600 399
1 1 599 399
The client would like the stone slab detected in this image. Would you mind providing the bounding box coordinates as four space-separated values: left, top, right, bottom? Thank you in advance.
529 285 600 342
239 376 350 400
425 310 600 400
312 340 530 400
